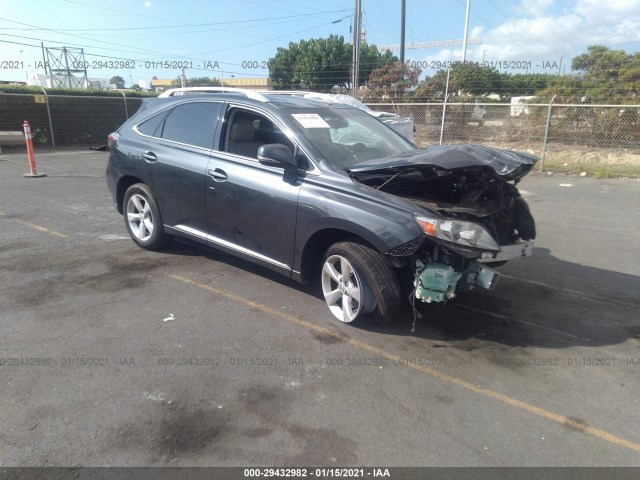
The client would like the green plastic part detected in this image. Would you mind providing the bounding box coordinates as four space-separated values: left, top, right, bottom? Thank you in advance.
415 263 462 303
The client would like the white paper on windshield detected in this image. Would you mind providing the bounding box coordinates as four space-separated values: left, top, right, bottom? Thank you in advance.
291 113 330 129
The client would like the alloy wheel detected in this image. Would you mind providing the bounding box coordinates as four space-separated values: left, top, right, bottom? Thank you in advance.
321 254 365 323
126 194 154 242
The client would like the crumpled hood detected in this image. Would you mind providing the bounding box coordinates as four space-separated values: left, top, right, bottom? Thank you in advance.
349 144 538 180
366 110 398 118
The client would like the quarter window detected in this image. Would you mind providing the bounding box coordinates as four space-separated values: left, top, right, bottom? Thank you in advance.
137 111 167 137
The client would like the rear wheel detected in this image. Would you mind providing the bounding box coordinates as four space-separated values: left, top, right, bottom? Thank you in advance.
321 241 401 325
123 183 169 250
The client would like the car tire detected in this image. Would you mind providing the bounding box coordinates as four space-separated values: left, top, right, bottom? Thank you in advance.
321 240 401 325
123 183 169 250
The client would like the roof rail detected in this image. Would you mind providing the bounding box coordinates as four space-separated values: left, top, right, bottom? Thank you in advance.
260 90 345 104
158 86 269 102
259 90 309 96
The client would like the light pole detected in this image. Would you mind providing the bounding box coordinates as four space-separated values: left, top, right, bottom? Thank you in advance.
352 0 362 96
558 55 564 75
461 0 471 62
400 0 406 66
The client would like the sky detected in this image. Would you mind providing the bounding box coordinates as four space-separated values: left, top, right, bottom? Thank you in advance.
0 0 639 86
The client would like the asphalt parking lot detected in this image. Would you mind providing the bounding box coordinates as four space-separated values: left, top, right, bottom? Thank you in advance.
1 148 640 467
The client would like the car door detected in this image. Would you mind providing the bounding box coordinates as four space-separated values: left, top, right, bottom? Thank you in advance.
136 100 223 234
204 105 303 275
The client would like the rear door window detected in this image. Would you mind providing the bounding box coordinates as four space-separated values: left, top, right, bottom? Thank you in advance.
161 102 222 149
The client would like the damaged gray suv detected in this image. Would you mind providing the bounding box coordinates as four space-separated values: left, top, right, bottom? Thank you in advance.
106 87 536 324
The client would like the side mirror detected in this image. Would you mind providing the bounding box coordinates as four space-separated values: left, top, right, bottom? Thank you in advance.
257 143 297 169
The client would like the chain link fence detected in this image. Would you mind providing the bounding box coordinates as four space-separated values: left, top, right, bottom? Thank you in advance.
367 102 640 178
0 92 143 147
1 92 638 177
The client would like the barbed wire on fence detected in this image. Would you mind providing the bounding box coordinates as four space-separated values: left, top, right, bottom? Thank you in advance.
1 92 638 178
366 102 640 178
0 92 142 147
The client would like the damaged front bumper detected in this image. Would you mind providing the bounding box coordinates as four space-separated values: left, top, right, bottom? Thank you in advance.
413 240 534 304
478 240 534 263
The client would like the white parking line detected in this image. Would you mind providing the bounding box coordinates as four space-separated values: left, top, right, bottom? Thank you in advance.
169 273 640 455
98 234 130 241
0 158 60 170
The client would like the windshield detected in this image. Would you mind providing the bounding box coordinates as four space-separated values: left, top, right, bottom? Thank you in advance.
285 107 415 168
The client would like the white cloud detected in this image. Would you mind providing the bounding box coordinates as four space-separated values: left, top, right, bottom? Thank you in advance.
470 26 484 38
517 0 554 16
575 0 640 24
144 0 152 7
417 0 640 74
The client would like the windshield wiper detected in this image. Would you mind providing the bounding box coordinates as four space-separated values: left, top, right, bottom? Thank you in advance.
375 167 416 190
344 165 415 190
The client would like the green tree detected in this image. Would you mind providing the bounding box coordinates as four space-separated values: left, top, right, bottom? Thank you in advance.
359 44 397 88
365 62 421 99
449 61 500 95
412 70 449 100
413 62 500 98
619 52 640 96
571 45 628 81
535 45 640 102
414 67 555 99
171 76 222 87
110 76 125 89
268 35 397 92
497 73 555 97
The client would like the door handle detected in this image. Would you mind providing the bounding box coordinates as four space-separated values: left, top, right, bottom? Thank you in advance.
141 151 157 162
208 168 228 181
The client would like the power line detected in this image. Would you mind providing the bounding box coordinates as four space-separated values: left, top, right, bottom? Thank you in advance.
450 0 547 64
61 0 192 26
484 0 578 56
0 18 177 58
188 15 351 56
0 33 167 60
0 9 348 32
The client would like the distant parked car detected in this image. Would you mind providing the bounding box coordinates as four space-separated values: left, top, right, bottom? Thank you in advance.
470 101 487 125
273 92 415 142
106 87 536 324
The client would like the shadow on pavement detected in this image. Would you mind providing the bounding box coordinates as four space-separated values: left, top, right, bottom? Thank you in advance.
158 241 640 350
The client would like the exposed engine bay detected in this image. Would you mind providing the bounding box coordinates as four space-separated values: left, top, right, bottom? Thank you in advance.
348 144 537 304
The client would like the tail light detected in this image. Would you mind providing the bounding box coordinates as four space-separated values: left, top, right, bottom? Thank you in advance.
107 132 119 147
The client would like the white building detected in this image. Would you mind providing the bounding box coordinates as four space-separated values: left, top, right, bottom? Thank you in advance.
26 73 113 90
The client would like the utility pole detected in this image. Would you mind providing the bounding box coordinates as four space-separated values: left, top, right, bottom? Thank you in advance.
352 0 361 96
43 46 88 89
62 47 72 88
461 0 471 62
400 0 406 65
41 42 48 79
558 55 564 75
180 67 186 88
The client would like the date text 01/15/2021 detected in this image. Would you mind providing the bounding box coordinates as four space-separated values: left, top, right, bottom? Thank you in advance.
26 60 221 70
243 468 391 477
407 59 561 70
